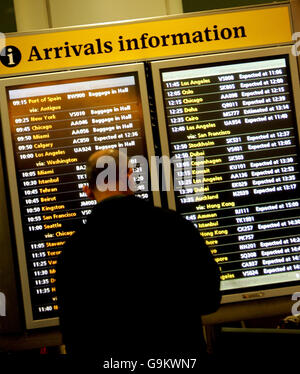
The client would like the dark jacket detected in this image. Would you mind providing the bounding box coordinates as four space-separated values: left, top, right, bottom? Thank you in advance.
56 195 221 359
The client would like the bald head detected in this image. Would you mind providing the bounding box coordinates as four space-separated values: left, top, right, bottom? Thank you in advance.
86 149 121 188
84 149 133 202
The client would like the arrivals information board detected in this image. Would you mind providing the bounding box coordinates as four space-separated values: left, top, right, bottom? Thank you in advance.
3 66 154 323
156 55 300 294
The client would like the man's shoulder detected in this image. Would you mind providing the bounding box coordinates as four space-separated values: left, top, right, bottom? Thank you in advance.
99 195 190 221
93 194 152 214
86 194 200 240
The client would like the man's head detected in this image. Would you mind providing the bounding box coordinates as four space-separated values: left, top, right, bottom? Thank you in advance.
83 149 133 202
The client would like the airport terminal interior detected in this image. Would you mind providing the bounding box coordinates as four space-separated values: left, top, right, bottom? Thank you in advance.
0 0 300 367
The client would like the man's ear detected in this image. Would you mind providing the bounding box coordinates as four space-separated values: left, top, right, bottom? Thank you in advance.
83 185 95 200
127 167 133 178
127 168 136 192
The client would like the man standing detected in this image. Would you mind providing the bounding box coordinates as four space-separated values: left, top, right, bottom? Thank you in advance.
56 149 221 362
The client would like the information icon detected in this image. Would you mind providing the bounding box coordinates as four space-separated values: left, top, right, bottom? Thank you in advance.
0 45 22 67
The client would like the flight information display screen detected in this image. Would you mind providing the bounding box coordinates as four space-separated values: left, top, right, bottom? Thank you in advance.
158 55 300 294
5 70 152 321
